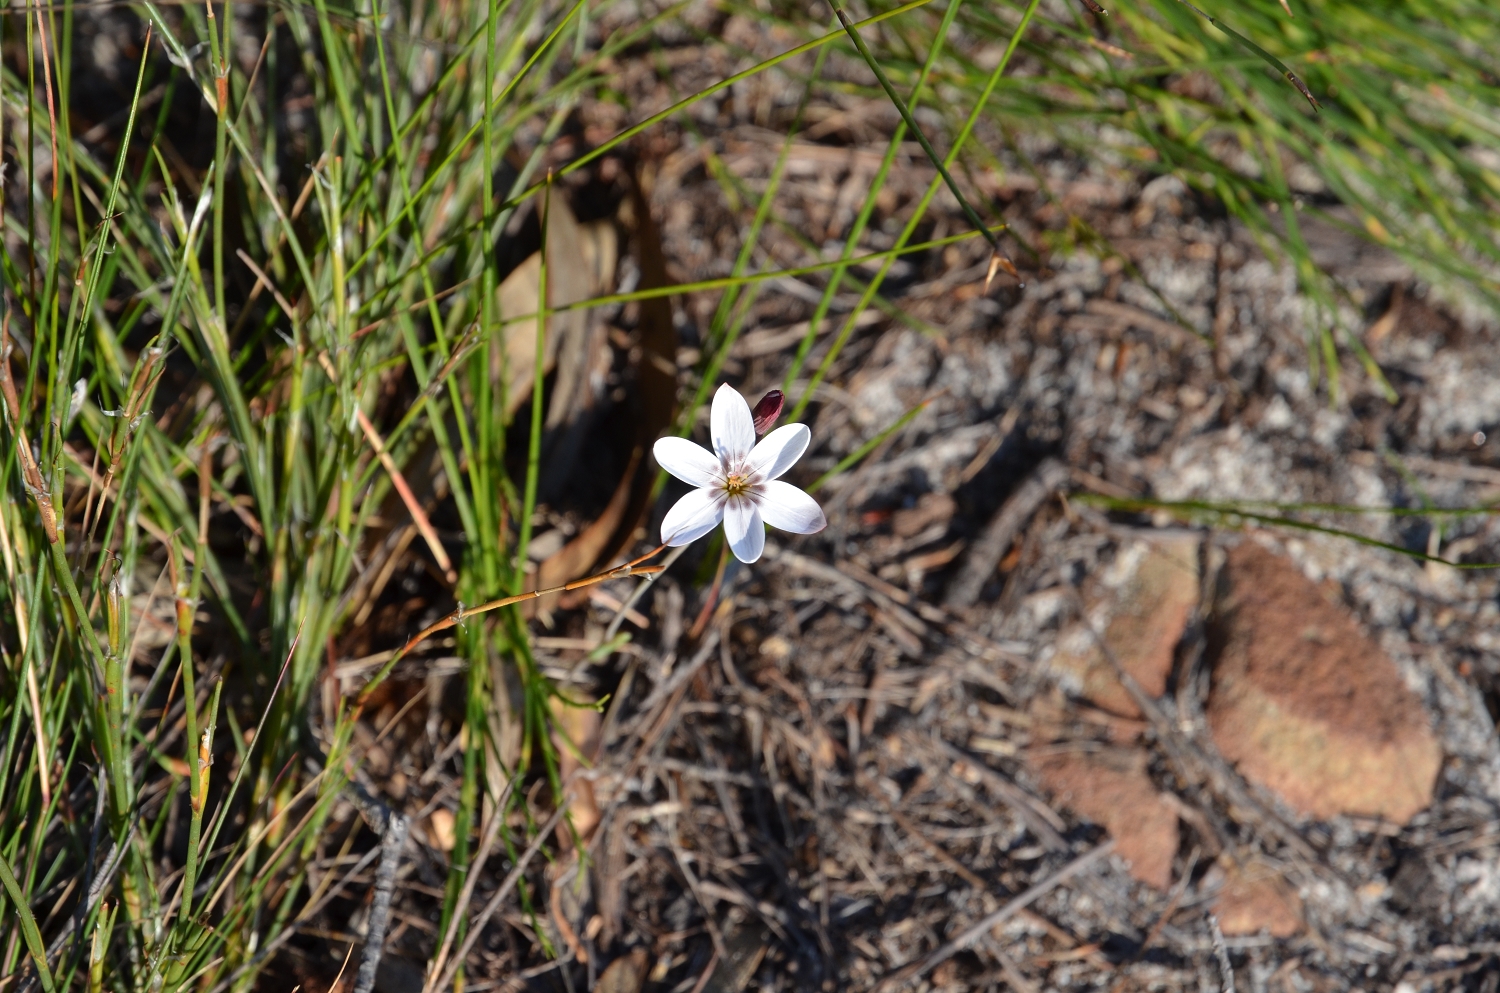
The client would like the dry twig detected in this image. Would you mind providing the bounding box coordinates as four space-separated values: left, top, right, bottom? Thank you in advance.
945 457 1069 609
873 841 1116 993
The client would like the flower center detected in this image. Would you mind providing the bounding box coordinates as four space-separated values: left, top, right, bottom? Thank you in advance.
722 472 752 497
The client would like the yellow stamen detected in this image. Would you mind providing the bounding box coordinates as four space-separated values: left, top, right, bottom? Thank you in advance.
724 473 750 497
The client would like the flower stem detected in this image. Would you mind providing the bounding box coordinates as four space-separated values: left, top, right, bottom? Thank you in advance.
687 543 731 642
353 544 674 712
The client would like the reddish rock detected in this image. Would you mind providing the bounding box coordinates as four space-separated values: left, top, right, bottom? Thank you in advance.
1211 858 1303 938
1033 746 1179 890
1048 534 1201 719
1207 542 1442 824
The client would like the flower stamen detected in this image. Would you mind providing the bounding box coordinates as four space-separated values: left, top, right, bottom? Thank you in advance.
723 473 751 497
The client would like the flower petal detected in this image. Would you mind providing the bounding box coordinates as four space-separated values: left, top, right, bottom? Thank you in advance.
653 437 724 488
745 423 810 482
756 480 827 535
723 495 765 564
711 383 756 465
660 487 726 546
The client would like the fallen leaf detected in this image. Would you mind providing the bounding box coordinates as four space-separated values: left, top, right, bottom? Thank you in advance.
495 195 617 421
530 447 642 616
550 694 602 848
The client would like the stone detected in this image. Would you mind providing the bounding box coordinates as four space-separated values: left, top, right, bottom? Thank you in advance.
1206 542 1442 824
425 808 456 852
1210 858 1303 937
1033 745 1179 890
1048 534 1201 720
595 950 649 993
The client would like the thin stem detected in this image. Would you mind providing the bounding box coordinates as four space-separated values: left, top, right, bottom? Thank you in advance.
0 850 54 993
783 0 960 392
790 0 1044 423
822 0 1012 271
514 178 551 593
348 0 940 278
356 544 673 711
491 224 1006 327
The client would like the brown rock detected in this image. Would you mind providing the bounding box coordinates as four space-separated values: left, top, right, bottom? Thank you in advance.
595 950 649 993
425 808 457 852
1049 534 1201 719
1211 858 1303 938
1033 745 1179 890
1207 542 1442 824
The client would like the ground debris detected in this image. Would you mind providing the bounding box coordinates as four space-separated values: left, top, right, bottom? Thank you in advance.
325 19 1500 993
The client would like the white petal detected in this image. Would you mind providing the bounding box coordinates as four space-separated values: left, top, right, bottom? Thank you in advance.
745 423 810 482
756 480 827 535
653 437 724 488
660 487 726 547
710 383 756 465
723 496 765 564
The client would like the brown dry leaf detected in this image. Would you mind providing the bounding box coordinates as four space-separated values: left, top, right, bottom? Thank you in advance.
891 492 956 539
593 809 631 947
549 858 593 965
529 448 642 618
545 206 617 431
551 694 603 848
496 195 617 420
608 171 681 545
529 176 678 606
813 725 838 769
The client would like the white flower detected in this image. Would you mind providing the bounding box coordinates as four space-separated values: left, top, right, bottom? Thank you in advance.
654 384 827 563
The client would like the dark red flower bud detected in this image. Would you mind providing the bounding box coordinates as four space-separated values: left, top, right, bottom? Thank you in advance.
752 390 784 435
